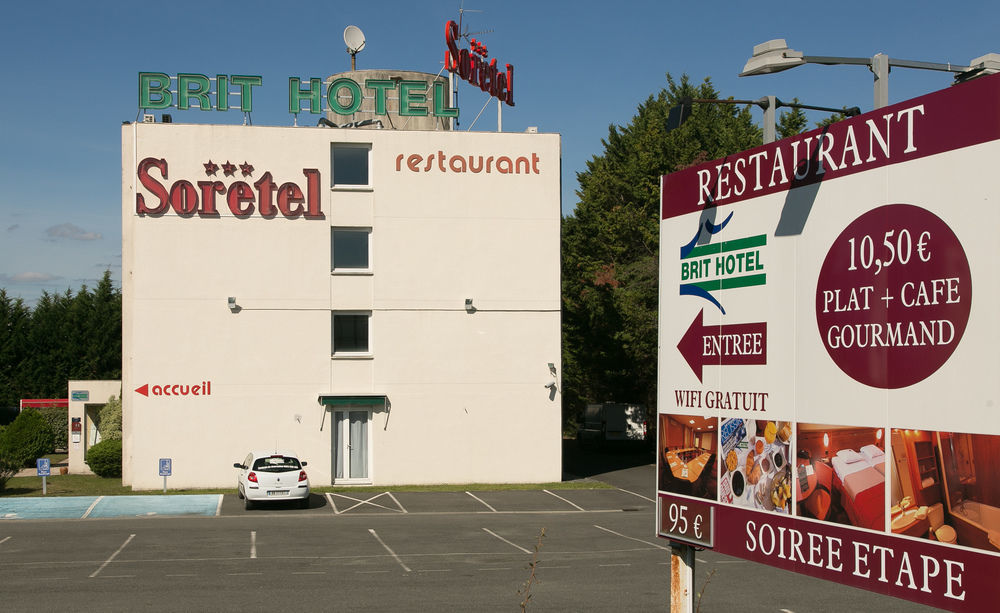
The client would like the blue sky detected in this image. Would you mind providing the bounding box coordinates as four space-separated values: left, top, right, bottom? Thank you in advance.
1 0 997 305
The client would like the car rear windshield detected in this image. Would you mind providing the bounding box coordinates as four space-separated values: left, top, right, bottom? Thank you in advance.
252 456 301 472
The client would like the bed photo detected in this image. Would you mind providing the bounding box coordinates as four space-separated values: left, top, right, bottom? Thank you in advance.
830 444 886 530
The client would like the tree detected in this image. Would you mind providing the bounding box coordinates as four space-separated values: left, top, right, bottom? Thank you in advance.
97 395 122 441
562 75 763 431
0 408 55 468
776 101 808 139
815 108 856 130
0 291 30 409
0 271 121 407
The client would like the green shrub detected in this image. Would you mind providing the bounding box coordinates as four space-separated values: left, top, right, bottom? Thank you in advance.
37 406 68 452
0 454 18 492
0 408 55 468
86 439 122 477
97 396 122 441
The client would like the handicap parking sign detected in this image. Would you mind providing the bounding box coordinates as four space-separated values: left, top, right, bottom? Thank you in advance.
36 458 51 476
159 458 172 476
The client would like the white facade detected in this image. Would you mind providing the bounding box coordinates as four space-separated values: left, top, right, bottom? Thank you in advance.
122 122 561 490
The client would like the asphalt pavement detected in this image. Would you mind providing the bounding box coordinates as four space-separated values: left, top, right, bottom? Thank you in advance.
0 442 944 612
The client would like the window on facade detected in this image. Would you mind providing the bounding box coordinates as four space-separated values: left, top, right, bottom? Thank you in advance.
332 312 370 354
331 228 371 271
331 143 371 188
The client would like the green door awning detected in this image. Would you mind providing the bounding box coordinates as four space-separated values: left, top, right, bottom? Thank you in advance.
318 394 387 408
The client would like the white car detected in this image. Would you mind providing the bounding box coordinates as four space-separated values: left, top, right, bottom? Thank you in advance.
234 450 310 510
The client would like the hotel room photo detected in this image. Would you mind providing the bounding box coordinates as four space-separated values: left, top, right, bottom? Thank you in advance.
658 414 718 500
889 429 1000 554
795 424 886 531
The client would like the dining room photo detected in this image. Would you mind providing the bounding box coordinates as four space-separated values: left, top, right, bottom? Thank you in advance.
658 413 717 500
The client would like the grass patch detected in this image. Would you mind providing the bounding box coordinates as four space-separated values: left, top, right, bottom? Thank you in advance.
2 475 133 497
1 475 611 498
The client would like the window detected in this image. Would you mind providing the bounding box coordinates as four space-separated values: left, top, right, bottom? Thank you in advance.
332 312 370 354
331 228 371 272
331 143 371 188
252 456 302 473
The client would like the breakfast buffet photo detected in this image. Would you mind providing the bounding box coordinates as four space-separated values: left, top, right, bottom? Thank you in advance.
719 418 791 513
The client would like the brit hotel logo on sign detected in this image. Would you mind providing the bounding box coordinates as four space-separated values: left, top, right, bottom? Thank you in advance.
679 211 767 315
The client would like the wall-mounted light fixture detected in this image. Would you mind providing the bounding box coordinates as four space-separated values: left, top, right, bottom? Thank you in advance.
228 296 238 312
464 298 475 313
544 381 557 390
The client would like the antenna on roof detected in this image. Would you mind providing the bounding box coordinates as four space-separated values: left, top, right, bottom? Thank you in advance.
452 2 495 128
457 2 492 43
344 25 366 71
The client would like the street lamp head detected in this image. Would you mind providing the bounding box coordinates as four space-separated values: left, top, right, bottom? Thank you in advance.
740 39 805 77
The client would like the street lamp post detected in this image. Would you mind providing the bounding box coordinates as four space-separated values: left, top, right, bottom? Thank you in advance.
666 96 859 144
739 39 1000 109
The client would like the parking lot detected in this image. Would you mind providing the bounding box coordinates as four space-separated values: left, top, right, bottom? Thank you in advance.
0 486 648 520
0 481 943 612
0 487 668 611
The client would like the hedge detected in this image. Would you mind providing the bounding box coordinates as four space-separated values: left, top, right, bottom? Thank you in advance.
86 438 122 478
0 408 55 467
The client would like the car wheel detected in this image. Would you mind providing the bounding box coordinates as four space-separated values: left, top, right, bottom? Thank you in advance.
244 496 253 511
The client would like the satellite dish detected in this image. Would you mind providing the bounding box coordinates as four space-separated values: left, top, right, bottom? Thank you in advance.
344 25 366 54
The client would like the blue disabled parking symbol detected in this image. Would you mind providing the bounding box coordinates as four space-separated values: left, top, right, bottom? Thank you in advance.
36 458 51 476
159 458 172 476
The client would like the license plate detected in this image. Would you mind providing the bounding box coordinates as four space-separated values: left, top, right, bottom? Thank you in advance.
267 490 289 496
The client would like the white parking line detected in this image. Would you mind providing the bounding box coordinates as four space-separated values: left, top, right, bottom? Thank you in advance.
368 529 411 572
325 493 338 514
293 571 325 575
482 528 531 554
593 525 670 551
544 489 585 511
465 491 497 512
215 494 224 516
0 536 10 546
90 533 135 578
331 492 404 514
386 491 407 514
81 496 104 519
250 531 257 559
616 487 655 502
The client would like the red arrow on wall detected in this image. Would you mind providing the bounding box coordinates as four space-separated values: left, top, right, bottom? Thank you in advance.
677 309 767 382
135 384 149 396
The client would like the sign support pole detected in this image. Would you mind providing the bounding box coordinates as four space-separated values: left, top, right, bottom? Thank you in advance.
670 543 694 613
163 475 167 493
42 476 47 496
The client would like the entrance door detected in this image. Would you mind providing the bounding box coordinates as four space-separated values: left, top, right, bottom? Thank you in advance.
332 410 370 483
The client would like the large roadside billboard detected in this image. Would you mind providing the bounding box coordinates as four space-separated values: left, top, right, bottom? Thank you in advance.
656 72 1000 611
